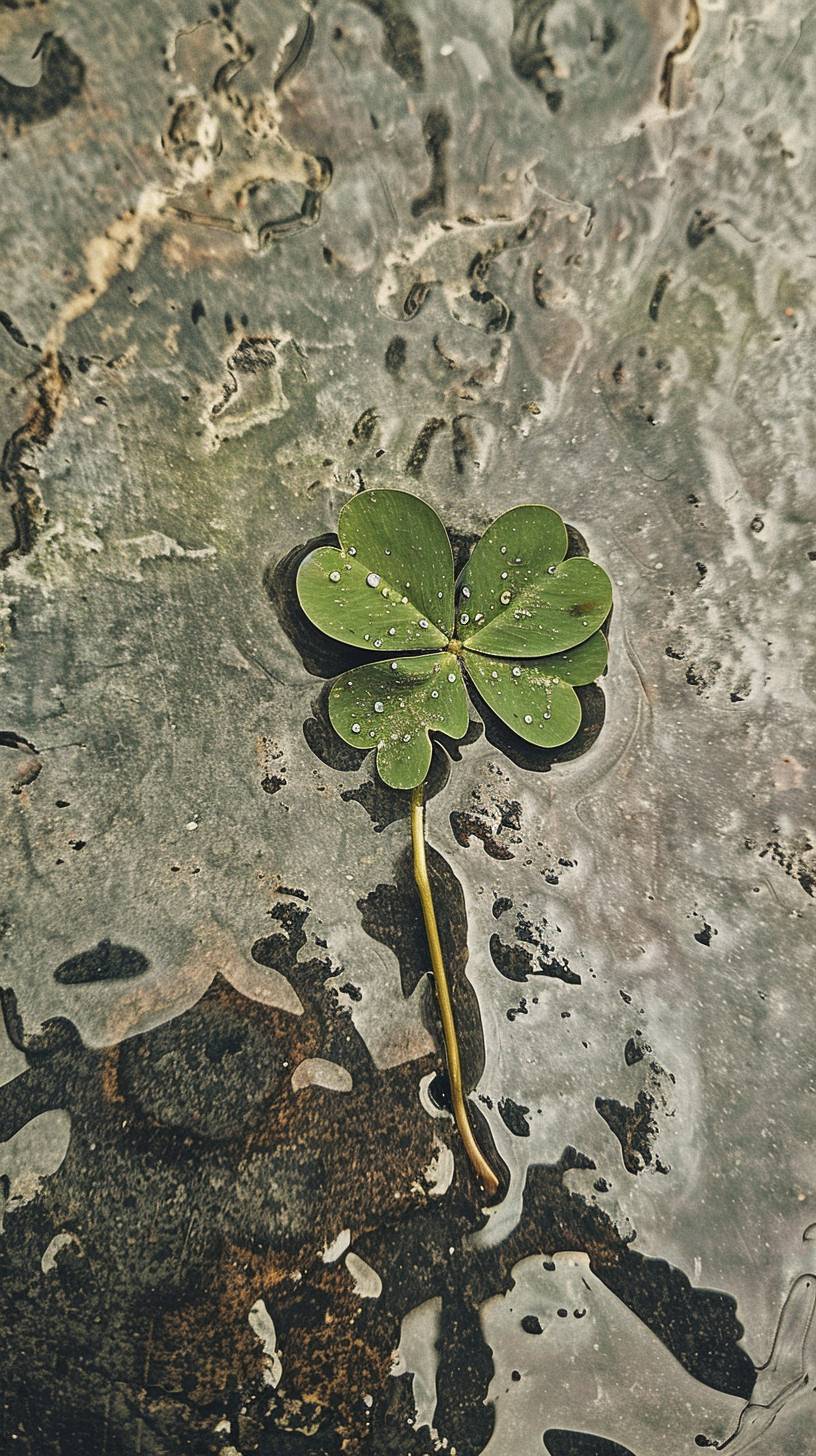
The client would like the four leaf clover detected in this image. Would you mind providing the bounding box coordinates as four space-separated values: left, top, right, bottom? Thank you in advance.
297 489 612 789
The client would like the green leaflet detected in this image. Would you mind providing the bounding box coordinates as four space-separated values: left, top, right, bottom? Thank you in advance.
296 490 611 788
461 632 608 748
458 505 612 657
328 653 468 789
297 489 453 651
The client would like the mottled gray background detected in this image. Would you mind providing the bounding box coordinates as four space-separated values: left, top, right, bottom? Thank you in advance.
1 1 815 1453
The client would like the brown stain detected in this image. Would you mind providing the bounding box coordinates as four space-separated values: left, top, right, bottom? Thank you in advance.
0 936 450 1448
0 352 69 568
98 1048 124 1107
659 0 700 108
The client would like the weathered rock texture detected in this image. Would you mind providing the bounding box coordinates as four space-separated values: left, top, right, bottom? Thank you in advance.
1 1 814 1452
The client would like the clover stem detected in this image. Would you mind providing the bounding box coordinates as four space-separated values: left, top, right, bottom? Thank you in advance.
410 782 499 1198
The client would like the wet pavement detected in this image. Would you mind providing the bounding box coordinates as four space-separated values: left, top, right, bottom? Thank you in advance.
1 2 815 1451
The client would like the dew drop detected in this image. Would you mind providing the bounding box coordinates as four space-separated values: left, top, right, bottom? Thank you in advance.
474 612 485 623
431 689 439 698
437 591 443 599
491 670 498 679
388 626 396 636
419 618 429 629
384 547 391 556
351 723 361 733
500 590 512 606
547 565 557 575
369 730 376 738
366 572 381 589
374 701 384 713
348 546 357 556
500 545 507 554
401 596 408 604
329 570 340 582
512 666 521 677
461 585 471 599
363 633 370 641
447 672 456 682
524 714 533 724
543 709 551 720
460 612 470 625
403 733 411 742
500 570 509 580
390 661 398 670
374 638 383 648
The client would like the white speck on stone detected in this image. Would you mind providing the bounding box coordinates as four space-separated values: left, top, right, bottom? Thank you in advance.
345 1251 383 1299
321 1228 352 1263
248 1299 283 1387
41 1231 79 1274
291 1059 353 1093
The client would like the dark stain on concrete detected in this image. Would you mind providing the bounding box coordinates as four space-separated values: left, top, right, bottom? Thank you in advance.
595 1090 667 1176
0 34 84 130
53 939 149 985
544 1431 639 1456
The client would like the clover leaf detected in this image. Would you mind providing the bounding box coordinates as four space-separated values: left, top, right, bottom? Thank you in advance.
294 488 611 1200
328 652 468 791
297 489 611 788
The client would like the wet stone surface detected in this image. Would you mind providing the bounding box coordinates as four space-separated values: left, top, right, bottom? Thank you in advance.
1 1 815 1452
